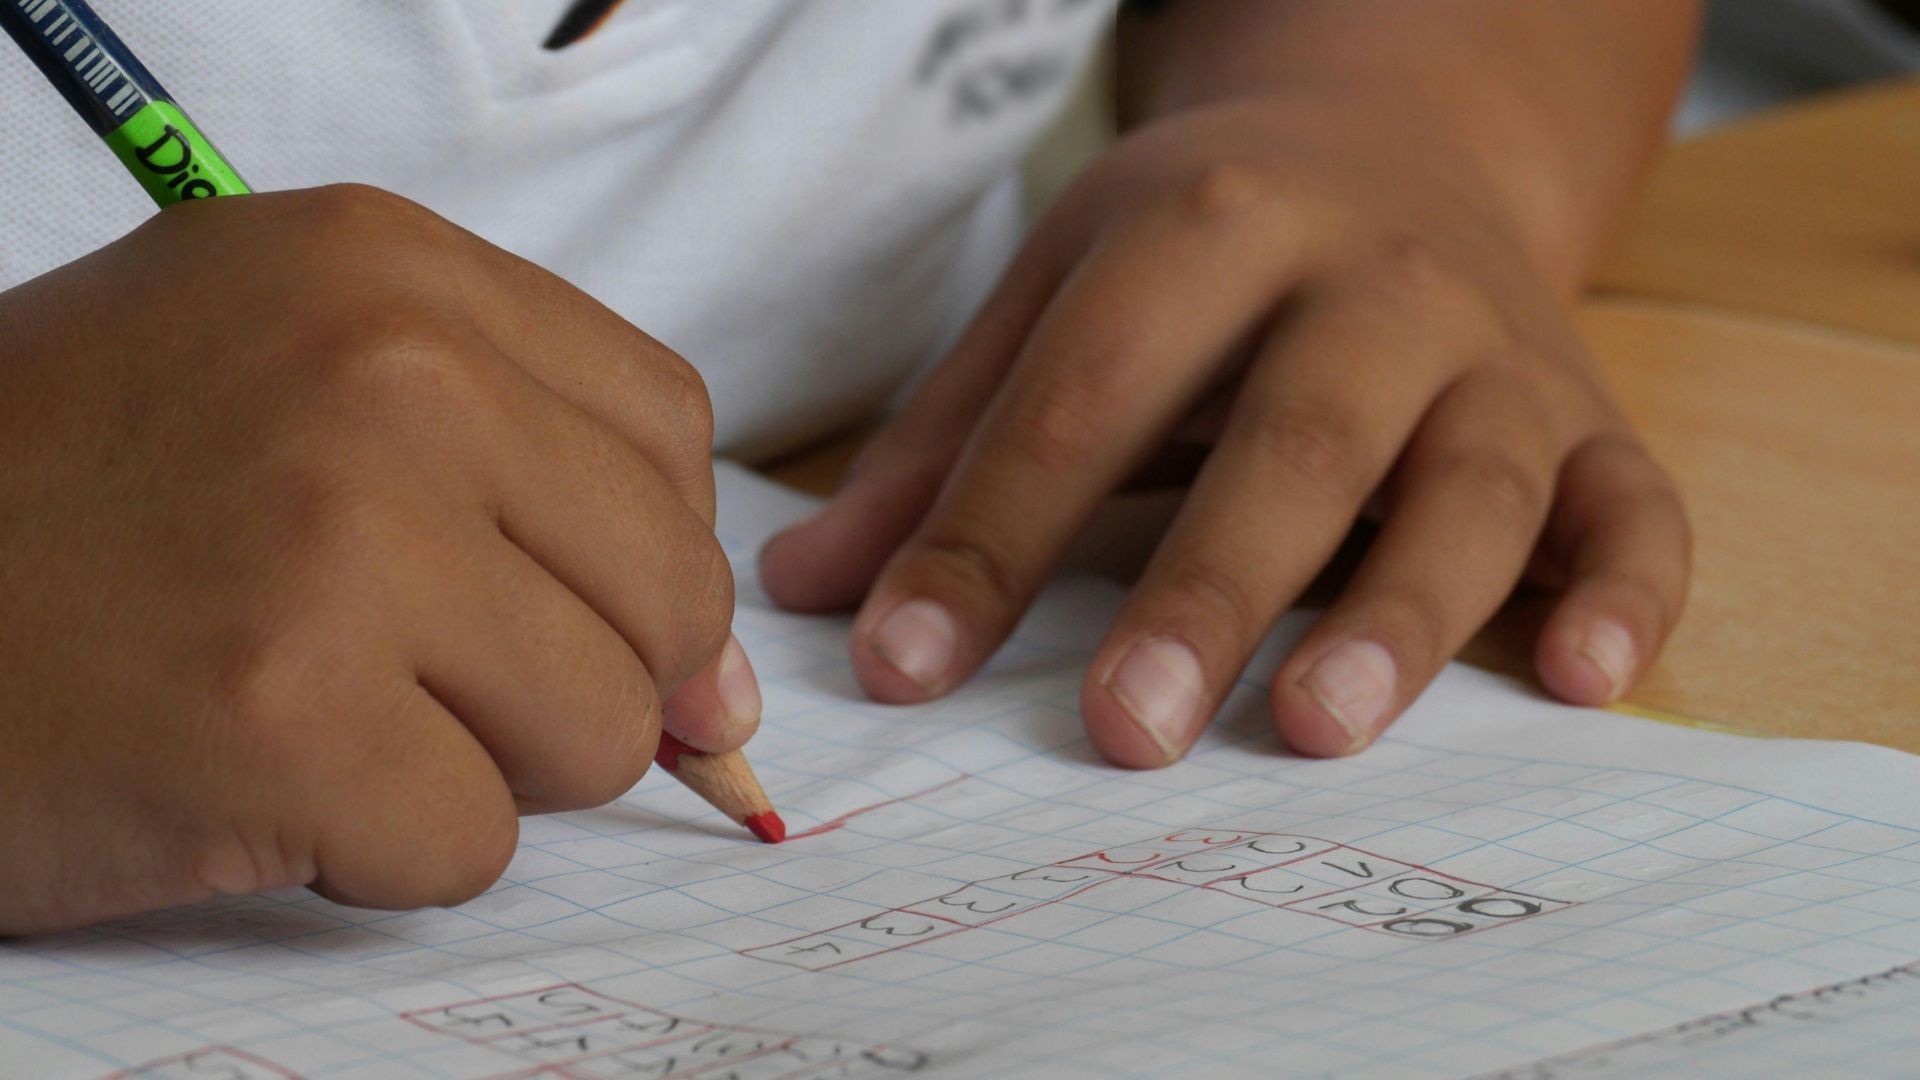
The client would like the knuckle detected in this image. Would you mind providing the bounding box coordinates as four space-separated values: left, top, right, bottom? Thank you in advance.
1003 376 1109 473
1247 400 1375 499
1178 161 1283 224
308 315 499 428
1352 232 1470 314
1366 587 1453 669
1444 449 1549 529
910 530 1026 614
1162 560 1264 644
289 183 437 244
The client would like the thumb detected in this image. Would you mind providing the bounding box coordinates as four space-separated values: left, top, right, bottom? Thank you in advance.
660 633 762 753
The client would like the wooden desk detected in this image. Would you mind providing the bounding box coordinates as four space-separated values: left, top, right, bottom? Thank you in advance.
765 85 1920 753
1594 80 1920 345
1569 301 1919 751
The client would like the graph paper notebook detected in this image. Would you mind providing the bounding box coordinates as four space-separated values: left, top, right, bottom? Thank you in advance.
4 466 1919 1080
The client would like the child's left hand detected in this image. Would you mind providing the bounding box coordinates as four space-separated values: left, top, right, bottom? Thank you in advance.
760 97 1689 767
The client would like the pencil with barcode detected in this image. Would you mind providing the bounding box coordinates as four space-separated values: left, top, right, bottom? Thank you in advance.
3 0 787 846
0 0 249 206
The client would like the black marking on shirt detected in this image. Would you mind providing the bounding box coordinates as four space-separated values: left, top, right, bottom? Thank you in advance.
545 0 626 50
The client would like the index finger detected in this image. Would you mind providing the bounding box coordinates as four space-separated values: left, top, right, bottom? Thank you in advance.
850 185 1315 702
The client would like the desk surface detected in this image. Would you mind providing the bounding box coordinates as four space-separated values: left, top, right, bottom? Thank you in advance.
766 82 1920 753
1594 80 1920 346
1546 301 1916 751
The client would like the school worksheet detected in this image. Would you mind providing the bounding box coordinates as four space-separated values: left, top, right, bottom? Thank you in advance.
4 467 1919 1079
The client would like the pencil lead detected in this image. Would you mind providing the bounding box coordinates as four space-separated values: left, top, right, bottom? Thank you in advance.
745 811 786 845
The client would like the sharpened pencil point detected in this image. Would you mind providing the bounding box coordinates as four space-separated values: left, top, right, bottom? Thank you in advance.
745 811 786 845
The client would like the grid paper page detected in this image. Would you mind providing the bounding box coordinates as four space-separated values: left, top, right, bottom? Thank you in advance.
3 465 1918 1079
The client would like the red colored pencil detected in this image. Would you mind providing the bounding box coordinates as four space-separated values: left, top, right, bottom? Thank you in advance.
653 732 785 844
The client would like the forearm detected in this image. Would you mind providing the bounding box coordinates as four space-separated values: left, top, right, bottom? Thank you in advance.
1116 0 1701 289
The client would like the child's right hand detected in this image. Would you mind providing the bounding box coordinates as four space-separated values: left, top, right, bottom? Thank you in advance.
0 186 754 935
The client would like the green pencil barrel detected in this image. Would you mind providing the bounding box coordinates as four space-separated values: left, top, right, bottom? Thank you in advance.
103 100 250 206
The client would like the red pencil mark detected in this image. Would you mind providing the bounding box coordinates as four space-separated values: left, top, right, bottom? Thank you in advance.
401 982 924 1078
786 775 969 841
741 828 1578 970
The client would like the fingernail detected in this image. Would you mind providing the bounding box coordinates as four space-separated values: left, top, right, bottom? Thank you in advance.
717 635 761 732
1105 637 1206 764
870 599 958 691
1302 640 1397 754
1577 621 1636 701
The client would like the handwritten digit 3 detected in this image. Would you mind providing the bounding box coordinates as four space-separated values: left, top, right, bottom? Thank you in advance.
1170 857 1240 876
936 893 1017 914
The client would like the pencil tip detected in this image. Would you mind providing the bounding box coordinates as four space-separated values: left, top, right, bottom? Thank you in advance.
745 811 786 845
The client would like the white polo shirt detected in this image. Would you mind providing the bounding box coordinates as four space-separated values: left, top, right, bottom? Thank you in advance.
0 0 1115 457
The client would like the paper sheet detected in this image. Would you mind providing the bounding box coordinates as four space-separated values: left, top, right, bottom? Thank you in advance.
3 465 1918 1079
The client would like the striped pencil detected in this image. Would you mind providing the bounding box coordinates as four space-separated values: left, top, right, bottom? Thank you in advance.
0 0 249 206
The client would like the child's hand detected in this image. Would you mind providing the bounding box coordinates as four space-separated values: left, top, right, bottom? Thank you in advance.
0 186 753 933
761 100 1689 767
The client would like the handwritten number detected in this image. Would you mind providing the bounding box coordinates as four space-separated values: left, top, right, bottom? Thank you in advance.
1459 896 1543 919
1170 857 1237 876
1381 917 1474 937
536 989 604 1016
1389 877 1465 902
441 1007 514 1029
